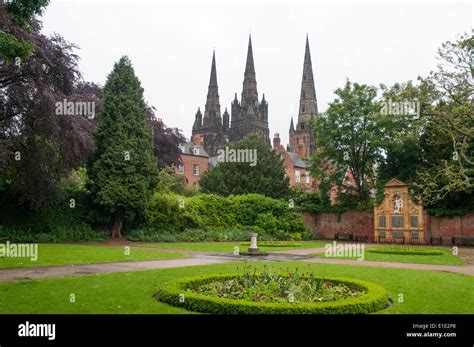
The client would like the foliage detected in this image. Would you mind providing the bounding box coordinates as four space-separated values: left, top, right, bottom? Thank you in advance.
200 135 290 199
141 193 309 239
240 241 302 247
412 33 474 204
87 56 157 237
311 80 382 203
147 115 185 169
155 272 388 314
0 2 99 208
367 247 444 256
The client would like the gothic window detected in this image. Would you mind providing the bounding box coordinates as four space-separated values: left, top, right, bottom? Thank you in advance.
303 75 306 81
391 216 404 228
302 91 305 98
302 106 305 113
193 164 200 176
378 215 386 227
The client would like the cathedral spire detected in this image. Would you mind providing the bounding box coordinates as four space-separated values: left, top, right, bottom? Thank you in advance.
209 49 217 87
202 50 221 127
298 34 317 123
242 34 258 103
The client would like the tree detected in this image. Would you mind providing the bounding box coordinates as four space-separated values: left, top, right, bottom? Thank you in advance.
310 80 382 202
146 111 185 169
1 3 98 209
87 56 157 238
200 134 289 199
0 0 50 64
412 33 474 204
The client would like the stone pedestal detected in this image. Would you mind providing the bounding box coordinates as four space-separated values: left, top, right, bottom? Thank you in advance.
248 232 259 253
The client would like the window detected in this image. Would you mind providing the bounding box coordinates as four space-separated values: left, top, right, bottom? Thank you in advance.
411 232 419 239
392 232 404 239
178 164 184 174
304 172 310 184
192 146 199 155
378 215 386 227
379 231 386 238
179 144 185 153
391 216 404 227
410 216 418 227
295 170 301 183
302 106 305 113
193 164 199 176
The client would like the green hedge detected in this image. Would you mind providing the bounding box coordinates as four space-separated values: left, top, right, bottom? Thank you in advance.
239 241 302 248
142 193 310 240
155 274 388 314
367 248 444 256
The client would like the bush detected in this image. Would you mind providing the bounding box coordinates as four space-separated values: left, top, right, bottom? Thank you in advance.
155 274 388 314
141 193 311 240
367 247 444 256
240 241 302 247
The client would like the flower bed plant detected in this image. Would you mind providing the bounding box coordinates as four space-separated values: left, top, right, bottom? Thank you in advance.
367 247 444 256
154 267 388 314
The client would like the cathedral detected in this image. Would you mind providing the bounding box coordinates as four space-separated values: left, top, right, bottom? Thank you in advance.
192 35 270 156
186 34 318 189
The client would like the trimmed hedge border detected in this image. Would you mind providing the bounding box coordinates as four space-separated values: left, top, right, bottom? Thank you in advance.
154 274 389 314
367 248 444 256
239 241 302 248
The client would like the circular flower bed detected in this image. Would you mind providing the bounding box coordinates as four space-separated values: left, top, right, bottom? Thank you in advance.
154 271 388 314
367 247 444 256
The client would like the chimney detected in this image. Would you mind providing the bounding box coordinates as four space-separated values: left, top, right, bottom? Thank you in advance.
273 133 281 150
193 134 203 146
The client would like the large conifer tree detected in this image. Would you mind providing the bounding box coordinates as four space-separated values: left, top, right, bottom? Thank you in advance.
88 56 157 237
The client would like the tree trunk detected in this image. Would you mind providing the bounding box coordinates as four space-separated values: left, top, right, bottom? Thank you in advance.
110 211 123 238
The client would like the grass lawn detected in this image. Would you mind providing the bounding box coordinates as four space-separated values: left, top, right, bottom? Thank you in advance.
134 241 329 253
0 244 186 269
313 245 463 265
0 262 472 314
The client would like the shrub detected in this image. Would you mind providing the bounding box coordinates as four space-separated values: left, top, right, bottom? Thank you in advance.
155 273 388 314
240 241 302 247
141 193 311 240
367 247 444 256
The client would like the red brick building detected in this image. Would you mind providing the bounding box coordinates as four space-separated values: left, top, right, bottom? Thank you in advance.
176 141 209 187
273 133 314 191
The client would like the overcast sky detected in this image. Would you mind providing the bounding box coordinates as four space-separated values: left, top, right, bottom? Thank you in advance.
41 0 472 146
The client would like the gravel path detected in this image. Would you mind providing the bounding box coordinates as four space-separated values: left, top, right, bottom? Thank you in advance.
1 244 473 283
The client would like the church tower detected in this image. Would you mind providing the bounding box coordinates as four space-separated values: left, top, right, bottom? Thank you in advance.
230 35 270 146
289 35 318 157
192 50 228 156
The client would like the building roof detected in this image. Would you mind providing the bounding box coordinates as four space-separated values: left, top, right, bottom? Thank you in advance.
180 142 209 157
287 152 310 168
384 178 407 187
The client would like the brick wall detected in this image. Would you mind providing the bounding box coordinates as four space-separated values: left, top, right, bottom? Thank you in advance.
304 211 474 240
425 212 474 243
303 211 374 239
